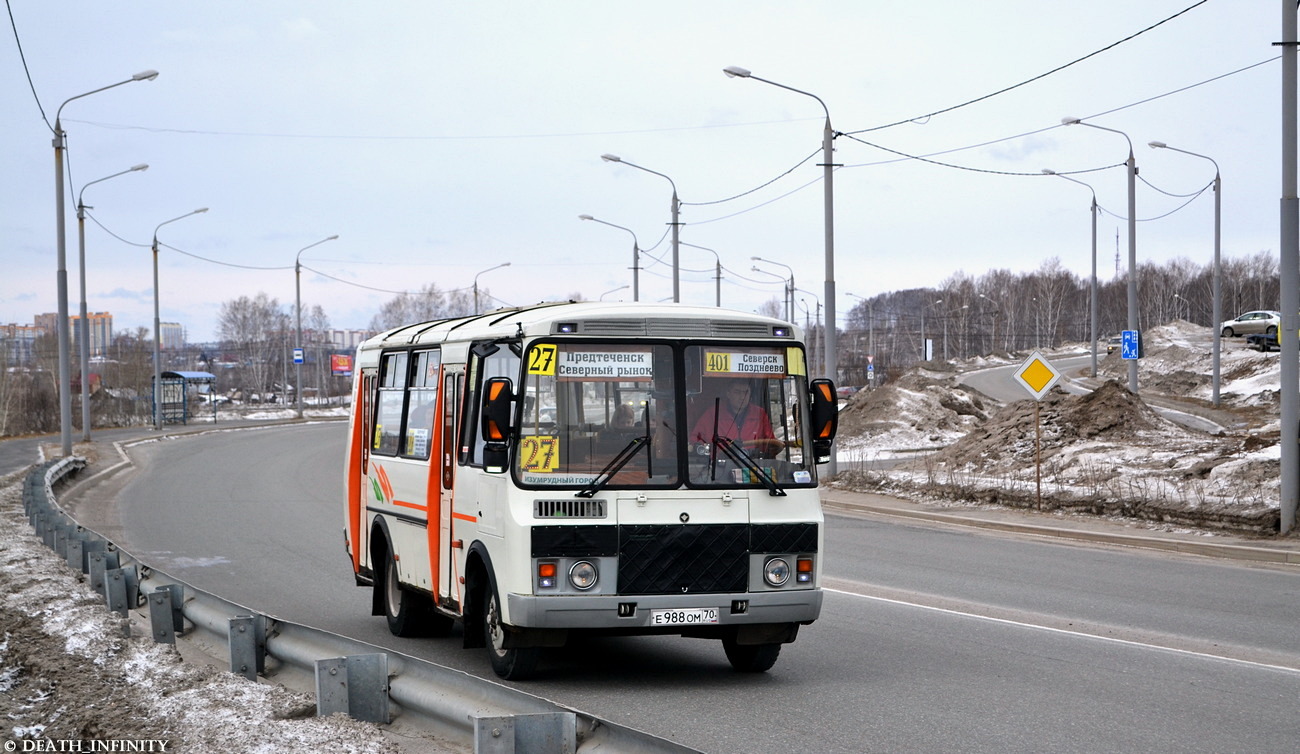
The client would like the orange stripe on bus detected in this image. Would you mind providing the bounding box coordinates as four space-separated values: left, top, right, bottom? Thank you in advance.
346 373 366 573
393 499 428 513
451 511 477 523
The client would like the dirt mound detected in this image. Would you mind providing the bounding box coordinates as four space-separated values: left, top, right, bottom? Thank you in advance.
837 369 988 444
926 380 1170 469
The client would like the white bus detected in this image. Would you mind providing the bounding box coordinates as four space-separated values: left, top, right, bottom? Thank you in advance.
343 301 839 679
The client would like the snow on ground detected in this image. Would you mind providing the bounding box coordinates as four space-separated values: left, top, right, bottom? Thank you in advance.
833 321 1289 533
0 475 456 752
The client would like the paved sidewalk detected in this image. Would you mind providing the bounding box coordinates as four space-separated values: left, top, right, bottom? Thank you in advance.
820 486 1300 565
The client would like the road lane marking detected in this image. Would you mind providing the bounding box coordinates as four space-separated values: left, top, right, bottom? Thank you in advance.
824 578 1300 675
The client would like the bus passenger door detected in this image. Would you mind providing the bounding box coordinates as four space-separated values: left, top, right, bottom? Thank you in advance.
438 371 461 608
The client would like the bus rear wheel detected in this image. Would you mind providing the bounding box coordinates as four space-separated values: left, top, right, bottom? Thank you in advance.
484 585 541 680
383 551 452 637
722 638 782 673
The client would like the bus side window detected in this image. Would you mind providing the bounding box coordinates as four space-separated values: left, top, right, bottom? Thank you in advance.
373 351 408 456
402 350 440 460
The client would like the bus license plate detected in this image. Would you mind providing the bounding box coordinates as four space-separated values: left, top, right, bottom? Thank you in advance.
649 607 719 626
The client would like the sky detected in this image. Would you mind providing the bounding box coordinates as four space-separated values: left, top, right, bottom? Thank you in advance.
0 1 1286 344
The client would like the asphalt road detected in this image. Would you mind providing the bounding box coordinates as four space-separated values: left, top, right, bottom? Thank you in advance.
68 423 1300 754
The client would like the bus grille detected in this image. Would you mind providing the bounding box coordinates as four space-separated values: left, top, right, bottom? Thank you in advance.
618 524 749 595
534 499 607 519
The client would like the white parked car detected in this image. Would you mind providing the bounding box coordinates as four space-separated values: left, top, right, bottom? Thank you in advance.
1220 310 1280 338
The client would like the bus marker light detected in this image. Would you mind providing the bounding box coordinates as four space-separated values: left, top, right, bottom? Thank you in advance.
538 563 557 588
797 558 813 583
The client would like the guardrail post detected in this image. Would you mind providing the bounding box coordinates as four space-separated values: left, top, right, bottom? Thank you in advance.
474 712 577 754
229 615 262 681
314 653 389 724
88 550 119 595
79 539 105 575
147 585 183 644
104 565 135 619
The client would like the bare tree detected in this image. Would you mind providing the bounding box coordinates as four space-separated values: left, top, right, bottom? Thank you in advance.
218 293 290 399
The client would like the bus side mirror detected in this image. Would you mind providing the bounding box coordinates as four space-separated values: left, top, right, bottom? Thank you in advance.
481 376 514 472
808 378 839 464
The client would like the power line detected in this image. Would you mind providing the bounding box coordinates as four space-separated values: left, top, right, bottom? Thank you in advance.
5 0 51 132
844 0 1211 135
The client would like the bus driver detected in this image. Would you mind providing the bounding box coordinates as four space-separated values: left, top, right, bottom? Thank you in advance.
690 379 781 455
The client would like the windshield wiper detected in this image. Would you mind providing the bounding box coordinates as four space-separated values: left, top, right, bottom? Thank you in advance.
715 437 786 497
576 436 648 498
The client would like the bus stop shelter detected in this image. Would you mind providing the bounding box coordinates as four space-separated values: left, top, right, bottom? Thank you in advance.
155 370 217 424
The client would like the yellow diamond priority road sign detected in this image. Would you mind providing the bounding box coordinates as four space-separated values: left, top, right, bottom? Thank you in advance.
1013 351 1062 401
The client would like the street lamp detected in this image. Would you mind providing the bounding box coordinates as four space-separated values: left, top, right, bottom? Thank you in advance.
1042 169 1099 378
847 292 876 385
52 69 159 456
1063 116 1138 394
726 66 838 387
978 293 1003 353
75 163 148 440
601 154 680 302
751 256 794 323
474 262 511 314
151 208 208 430
1148 140 1222 407
295 235 339 419
681 242 722 307
599 285 630 301
794 287 823 374
920 299 942 361
579 214 641 301
750 267 789 319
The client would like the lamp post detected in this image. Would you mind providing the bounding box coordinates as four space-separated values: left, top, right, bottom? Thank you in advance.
1281 0 1298 535
599 285 630 301
75 163 148 440
52 69 159 456
978 293 1002 354
750 267 789 319
726 66 838 385
473 262 511 314
601 154 680 302
681 242 721 307
1148 141 1222 406
151 208 208 430
1063 117 1138 394
752 256 794 323
920 299 942 361
847 292 875 371
579 214 641 301
1042 169 1099 378
295 234 339 419
794 287 823 376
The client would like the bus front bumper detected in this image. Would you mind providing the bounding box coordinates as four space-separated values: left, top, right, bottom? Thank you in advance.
507 588 822 631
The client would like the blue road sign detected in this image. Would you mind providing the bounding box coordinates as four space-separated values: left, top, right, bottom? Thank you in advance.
1121 330 1140 360
293 348 304 364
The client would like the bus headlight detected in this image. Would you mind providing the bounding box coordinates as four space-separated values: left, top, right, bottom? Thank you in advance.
763 557 791 587
569 561 598 591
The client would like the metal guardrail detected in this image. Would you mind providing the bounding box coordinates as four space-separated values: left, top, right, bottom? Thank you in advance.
25 456 699 754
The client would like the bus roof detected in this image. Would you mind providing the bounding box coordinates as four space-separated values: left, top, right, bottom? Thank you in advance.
361 301 802 350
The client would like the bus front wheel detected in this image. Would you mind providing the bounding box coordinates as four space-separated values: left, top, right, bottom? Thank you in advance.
722 638 782 673
484 583 541 680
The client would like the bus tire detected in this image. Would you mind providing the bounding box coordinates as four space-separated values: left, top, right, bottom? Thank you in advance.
382 550 450 637
484 578 541 680
722 638 782 673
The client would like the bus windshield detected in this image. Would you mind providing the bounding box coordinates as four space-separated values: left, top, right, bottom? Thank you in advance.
515 341 815 490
